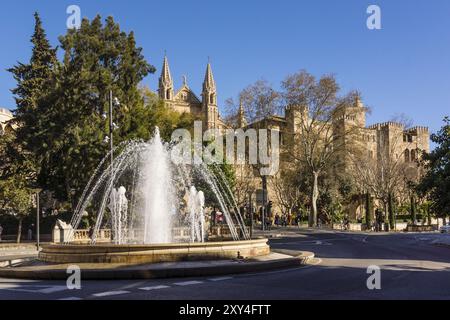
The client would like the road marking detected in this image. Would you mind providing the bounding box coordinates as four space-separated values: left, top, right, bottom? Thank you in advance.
139 285 170 291
173 281 203 286
209 277 233 282
58 297 83 300
38 286 67 294
0 285 67 294
92 290 130 297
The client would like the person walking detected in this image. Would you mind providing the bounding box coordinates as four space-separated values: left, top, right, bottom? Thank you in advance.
0 224 3 241
27 226 33 241
210 208 217 227
274 214 280 227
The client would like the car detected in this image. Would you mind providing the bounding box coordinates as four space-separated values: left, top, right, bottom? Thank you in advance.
439 223 450 234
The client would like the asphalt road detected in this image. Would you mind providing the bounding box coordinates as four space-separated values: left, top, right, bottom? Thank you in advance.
0 229 449 300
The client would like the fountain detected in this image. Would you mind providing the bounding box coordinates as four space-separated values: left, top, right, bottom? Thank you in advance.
39 128 270 264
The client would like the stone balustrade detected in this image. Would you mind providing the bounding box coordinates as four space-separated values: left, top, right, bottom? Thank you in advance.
62 225 251 244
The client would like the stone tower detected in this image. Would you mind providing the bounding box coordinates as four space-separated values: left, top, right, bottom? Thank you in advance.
202 63 219 130
237 100 247 128
158 55 174 104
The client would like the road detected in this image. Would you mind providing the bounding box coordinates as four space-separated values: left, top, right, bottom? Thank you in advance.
0 229 449 300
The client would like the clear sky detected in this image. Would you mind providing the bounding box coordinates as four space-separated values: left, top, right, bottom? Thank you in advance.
0 0 449 135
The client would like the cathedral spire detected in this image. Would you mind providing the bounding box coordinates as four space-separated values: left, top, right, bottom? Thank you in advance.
203 62 216 92
202 61 218 130
238 99 247 128
160 55 172 86
159 55 174 100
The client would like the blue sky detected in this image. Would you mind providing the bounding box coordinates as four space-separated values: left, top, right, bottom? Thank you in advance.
0 0 449 135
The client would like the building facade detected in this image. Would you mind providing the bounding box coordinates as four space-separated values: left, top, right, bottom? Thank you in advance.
0 108 13 135
157 56 228 131
155 58 430 220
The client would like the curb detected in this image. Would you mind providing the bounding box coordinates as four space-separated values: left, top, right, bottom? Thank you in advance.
0 252 314 280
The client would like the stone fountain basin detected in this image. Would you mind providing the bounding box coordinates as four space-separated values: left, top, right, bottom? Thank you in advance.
39 239 270 264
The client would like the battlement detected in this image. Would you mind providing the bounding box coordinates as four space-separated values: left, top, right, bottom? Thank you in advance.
367 121 404 130
408 126 429 134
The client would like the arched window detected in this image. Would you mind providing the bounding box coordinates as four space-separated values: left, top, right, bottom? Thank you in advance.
210 94 215 104
404 149 410 162
166 89 171 100
411 149 416 162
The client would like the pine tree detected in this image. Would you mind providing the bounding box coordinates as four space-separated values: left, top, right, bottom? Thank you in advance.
8 12 58 154
3 12 57 241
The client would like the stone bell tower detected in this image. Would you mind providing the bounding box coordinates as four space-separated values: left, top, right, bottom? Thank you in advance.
202 62 219 130
158 55 174 103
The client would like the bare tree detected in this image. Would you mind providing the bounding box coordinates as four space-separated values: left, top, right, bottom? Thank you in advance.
270 168 305 218
233 164 257 208
224 79 282 127
350 127 410 228
281 70 364 227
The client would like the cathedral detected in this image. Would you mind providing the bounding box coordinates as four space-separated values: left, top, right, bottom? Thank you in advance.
156 57 431 220
157 56 229 131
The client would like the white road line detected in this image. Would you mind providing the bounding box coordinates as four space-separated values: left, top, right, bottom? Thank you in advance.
0 285 67 294
209 277 233 282
139 285 170 291
58 297 83 300
38 286 67 294
173 281 203 286
92 290 130 297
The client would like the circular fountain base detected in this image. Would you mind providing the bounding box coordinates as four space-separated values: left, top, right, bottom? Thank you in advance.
39 239 270 264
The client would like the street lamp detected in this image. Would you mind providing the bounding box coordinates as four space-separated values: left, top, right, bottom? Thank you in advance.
32 188 43 251
103 90 120 173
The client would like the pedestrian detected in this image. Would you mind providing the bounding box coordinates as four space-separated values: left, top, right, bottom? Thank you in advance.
0 224 3 241
211 208 217 227
266 217 272 231
274 214 280 226
27 227 33 241
281 215 287 227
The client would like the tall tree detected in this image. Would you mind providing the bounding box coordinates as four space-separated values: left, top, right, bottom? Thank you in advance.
3 13 57 240
418 117 450 222
34 15 156 208
281 70 362 227
7 12 58 181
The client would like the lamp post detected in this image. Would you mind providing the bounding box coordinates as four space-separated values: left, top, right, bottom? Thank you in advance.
34 188 42 251
109 90 114 173
248 192 253 239
102 90 120 173
97 90 119 244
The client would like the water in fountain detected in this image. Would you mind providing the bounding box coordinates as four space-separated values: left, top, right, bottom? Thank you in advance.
188 186 206 243
109 186 128 244
68 128 249 245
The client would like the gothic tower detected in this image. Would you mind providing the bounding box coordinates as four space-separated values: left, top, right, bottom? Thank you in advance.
158 55 174 102
202 63 219 130
237 100 247 128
